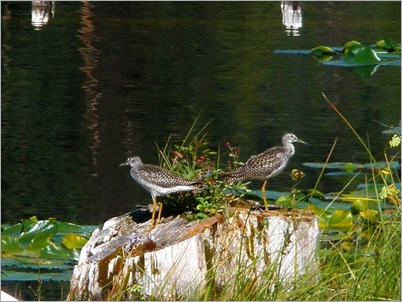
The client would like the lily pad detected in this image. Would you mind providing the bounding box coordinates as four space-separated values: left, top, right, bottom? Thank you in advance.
303 161 400 171
275 195 294 208
375 37 401 53
360 209 378 221
302 162 365 170
342 44 380 65
62 233 88 250
275 37 401 76
317 209 354 230
350 199 380 215
311 46 337 57
342 40 361 53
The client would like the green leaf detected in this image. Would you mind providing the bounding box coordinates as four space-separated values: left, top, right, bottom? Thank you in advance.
275 196 294 208
363 161 400 170
195 212 208 220
382 37 401 53
375 39 385 49
305 189 326 199
1 236 25 254
55 221 84 233
342 44 380 66
328 209 351 225
319 209 354 230
28 233 52 251
350 199 369 215
303 162 365 170
62 233 88 250
21 216 38 233
311 46 336 57
342 40 361 53
1 223 23 237
360 209 378 221
40 240 73 260
19 220 58 249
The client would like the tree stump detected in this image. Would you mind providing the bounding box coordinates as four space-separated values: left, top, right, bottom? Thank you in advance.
67 208 319 300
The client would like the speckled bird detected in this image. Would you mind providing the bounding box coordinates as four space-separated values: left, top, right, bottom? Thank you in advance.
120 156 203 230
224 133 307 211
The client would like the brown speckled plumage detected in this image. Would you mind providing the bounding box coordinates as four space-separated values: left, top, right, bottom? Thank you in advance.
120 156 203 230
224 133 307 211
225 133 306 184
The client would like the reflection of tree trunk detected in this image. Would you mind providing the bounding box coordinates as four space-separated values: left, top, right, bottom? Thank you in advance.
68 210 319 300
281 1 302 36
32 1 55 30
77 1 102 171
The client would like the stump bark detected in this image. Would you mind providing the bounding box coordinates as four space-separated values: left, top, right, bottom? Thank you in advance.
68 208 319 300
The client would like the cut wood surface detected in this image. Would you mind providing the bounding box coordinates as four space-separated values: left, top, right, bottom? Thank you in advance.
68 208 319 300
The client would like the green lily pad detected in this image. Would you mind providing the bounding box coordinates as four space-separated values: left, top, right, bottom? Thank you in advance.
342 44 381 66
56 221 85 233
363 161 400 170
275 37 401 74
360 209 378 221
311 46 337 57
316 209 354 230
325 171 362 177
303 161 400 171
62 233 88 250
40 241 76 260
19 220 59 249
342 40 361 53
275 195 294 208
1 236 25 254
302 162 365 170
28 232 52 252
376 37 401 53
1 223 23 237
350 199 367 214
328 209 352 225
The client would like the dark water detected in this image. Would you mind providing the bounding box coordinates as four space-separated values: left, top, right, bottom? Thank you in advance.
2 2 401 226
1 1 401 300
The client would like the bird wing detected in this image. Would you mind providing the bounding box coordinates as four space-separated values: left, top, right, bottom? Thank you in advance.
244 146 284 168
228 146 285 180
139 165 200 188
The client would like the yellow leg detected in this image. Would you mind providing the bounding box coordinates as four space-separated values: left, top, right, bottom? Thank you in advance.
261 180 268 212
148 196 157 231
156 202 163 226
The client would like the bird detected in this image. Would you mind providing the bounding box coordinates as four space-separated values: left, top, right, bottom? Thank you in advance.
224 132 307 212
120 156 203 231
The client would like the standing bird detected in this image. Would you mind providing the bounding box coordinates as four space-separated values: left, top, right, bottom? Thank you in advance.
120 156 203 231
224 133 307 212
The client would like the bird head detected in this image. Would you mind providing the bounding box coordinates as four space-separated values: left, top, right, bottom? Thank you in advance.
119 156 143 167
283 133 308 145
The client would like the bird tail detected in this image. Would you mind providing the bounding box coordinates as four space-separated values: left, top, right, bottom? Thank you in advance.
192 182 207 194
221 171 241 184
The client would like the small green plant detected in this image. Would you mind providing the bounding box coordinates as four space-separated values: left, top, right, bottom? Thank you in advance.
154 116 250 221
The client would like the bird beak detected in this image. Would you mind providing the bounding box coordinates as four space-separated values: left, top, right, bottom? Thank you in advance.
119 160 128 166
298 138 308 145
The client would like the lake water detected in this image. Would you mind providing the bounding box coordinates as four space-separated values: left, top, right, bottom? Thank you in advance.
1 2 400 299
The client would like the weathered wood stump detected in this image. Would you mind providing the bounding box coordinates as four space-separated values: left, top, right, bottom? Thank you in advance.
68 208 319 300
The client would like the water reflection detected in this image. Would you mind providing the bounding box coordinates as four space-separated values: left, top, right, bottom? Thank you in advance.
31 0 54 30
77 1 102 172
281 1 302 36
